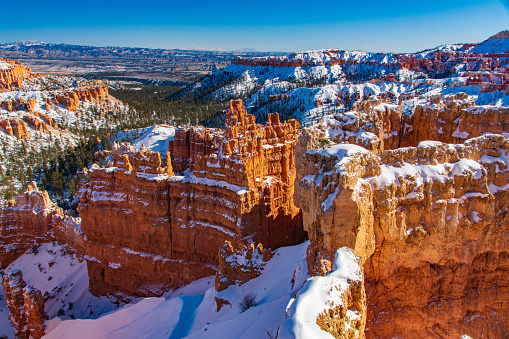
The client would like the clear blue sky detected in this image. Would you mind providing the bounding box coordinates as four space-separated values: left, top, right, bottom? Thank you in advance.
0 0 508 52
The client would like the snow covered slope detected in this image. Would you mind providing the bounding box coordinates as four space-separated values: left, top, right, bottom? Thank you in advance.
0 243 121 338
188 31 509 128
114 124 176 155
33 241 364 339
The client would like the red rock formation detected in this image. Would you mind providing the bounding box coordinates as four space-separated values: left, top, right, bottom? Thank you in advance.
26 98 37 113
3 270 46 339
55 86 108 111
215 241 273 292
296 135 509 338
0 182 58 267
75 99 304 297
0 117 30 139
23 286 46 339
22 115 52 134
0 58 33 91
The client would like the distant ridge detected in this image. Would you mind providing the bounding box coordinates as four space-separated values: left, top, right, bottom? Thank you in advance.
486 30 509 41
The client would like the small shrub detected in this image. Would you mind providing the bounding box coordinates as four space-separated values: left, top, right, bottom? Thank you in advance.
29 245 38 255
317 138 331 148
57 308 65 316
239 293 257 313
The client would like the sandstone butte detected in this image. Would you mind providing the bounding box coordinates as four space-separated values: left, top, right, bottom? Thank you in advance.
296 93 509 338
0 99 305 298
2 93 509 338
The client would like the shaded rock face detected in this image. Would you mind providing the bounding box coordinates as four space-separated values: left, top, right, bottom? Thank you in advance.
215 241 273 292
75 99 305 297
296 135 509 338
3 270 46 339
0 58 33 91
0 182 59 267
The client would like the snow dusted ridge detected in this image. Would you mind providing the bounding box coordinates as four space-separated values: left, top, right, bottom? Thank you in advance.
0 59 131 208
189 31 509 130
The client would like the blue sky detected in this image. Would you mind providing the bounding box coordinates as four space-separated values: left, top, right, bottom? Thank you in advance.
0 0 508 52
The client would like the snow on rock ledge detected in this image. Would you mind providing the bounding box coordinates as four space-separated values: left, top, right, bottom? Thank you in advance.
279 247 365 339
296 134 509 338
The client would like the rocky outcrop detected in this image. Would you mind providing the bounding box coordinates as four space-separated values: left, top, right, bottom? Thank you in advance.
75 99 305 297
0 118 30 140
22 115 52 134
309 93 509 155
3 270 46 339
54 86 108 111
0 182 59 267
23 286 46 339
0 58 33 91
215 241 273 292
279 248 366 339
296 135 509 338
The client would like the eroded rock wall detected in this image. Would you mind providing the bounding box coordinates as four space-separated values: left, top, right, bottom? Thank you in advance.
297 135 509 338
3 270 46 339
75 100 305 297
311 93 509 155
0 182 59 267
0 58 33 91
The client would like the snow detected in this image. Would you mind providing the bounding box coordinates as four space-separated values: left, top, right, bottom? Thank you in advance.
465 36 509 54
307 143 368 160
45 298 183 339
43 242 311 339
114 125 175 155
0 283 13 338
0 61 12 71
278 247 362 339
372 158 483 189
0 243 120 338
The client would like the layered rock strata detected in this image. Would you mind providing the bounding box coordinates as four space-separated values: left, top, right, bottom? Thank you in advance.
296 135 509 338
3 269 46 339
74 99 305 297
0 182 59 267
308 93 509 155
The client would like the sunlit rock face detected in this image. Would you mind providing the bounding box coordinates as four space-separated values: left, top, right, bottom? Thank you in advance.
297 109 509 338
75 99 305 297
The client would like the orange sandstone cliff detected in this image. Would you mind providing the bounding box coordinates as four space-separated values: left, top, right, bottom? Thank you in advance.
0 58 33 91
72 99 305 297
296 133 509 338
0 182 59 267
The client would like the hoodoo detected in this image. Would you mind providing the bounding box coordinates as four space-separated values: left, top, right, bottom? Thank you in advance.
76 99 304 296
